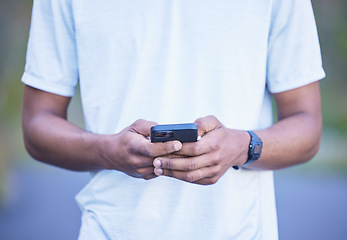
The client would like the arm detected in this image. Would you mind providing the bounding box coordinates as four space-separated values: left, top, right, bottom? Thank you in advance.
250 81 322 170
153 82 322 184
22 85 182 179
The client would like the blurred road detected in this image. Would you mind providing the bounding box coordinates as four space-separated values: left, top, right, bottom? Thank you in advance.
1 163 347 240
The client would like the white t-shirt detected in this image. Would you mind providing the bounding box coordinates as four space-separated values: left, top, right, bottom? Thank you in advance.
22 0 325 239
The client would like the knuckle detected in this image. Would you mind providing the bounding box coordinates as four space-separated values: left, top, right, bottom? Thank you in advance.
208 164 221 175
129 157 142 168
127 156 136 166
146 146 155 158
132 119 149 131
142 144 155 158
133 119 145 126
165 159 173 169
167 169 174 178
212 165 222 175
215 156 222 165
188 159 197 171
211 158 218 165
211 152 222 164
184 173 195 183
207 177 219 185
134 168 145 175
191 144 201 155
133 119 157 130
210 142 219 152
194 117 204 126
207 115 217 121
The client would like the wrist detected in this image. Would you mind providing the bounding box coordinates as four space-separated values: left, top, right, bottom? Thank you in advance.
230 129 250 167
96 133 118 170
239 130 251 165
68 130 108 171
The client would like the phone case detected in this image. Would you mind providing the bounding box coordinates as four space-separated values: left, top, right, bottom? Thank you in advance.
150 123 198 143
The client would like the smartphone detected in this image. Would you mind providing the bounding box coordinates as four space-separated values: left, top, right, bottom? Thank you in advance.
150 123 198 143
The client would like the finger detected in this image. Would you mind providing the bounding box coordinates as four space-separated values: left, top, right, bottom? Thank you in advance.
191 176 221 185
137 140 183 158
143 174 158 180
176 132 219 156
161 154 183 159
128 155 156 168
133 166 156 178
134 166 155 176
194 115 223 137
129 124 183 157
154 165 220 183
131 119 158 137
153 154 217 171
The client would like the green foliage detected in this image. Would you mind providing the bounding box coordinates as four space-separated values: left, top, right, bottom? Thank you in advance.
0 0 32 201
312 0 347 135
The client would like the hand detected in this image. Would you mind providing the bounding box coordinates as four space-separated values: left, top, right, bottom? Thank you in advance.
153 116 250 185
99 119 182 180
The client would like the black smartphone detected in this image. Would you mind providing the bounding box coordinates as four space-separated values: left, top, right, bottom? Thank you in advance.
150 123 198 143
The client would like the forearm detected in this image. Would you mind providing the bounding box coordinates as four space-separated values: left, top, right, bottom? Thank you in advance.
23 112 105 171
22 86 182 179
245 111 322 170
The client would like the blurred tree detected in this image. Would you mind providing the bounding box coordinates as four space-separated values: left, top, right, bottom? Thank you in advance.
0 0 32 201
312 0 347 132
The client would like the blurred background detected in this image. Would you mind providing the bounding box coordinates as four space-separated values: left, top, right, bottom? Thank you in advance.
0 0 346 239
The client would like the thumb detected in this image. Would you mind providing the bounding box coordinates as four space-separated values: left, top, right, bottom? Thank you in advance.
194 115 223 137
130 119 158 137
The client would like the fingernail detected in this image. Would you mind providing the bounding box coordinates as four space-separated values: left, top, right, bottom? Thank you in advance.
153 159 162 168
174 142 182 151
154 168 163 176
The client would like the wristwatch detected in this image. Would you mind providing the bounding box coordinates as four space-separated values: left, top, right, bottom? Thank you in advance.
232 130 262 170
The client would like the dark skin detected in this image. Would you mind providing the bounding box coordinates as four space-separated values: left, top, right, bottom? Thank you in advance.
22 85 182 180
22 81 322 185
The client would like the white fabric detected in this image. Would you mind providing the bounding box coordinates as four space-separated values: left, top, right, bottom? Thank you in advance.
22 0 325 239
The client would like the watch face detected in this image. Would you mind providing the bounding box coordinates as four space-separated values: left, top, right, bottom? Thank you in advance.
247 131 263 163
254 143 262 155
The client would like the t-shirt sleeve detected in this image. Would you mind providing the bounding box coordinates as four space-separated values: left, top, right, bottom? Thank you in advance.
21 0 78 97
266 0 325 93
